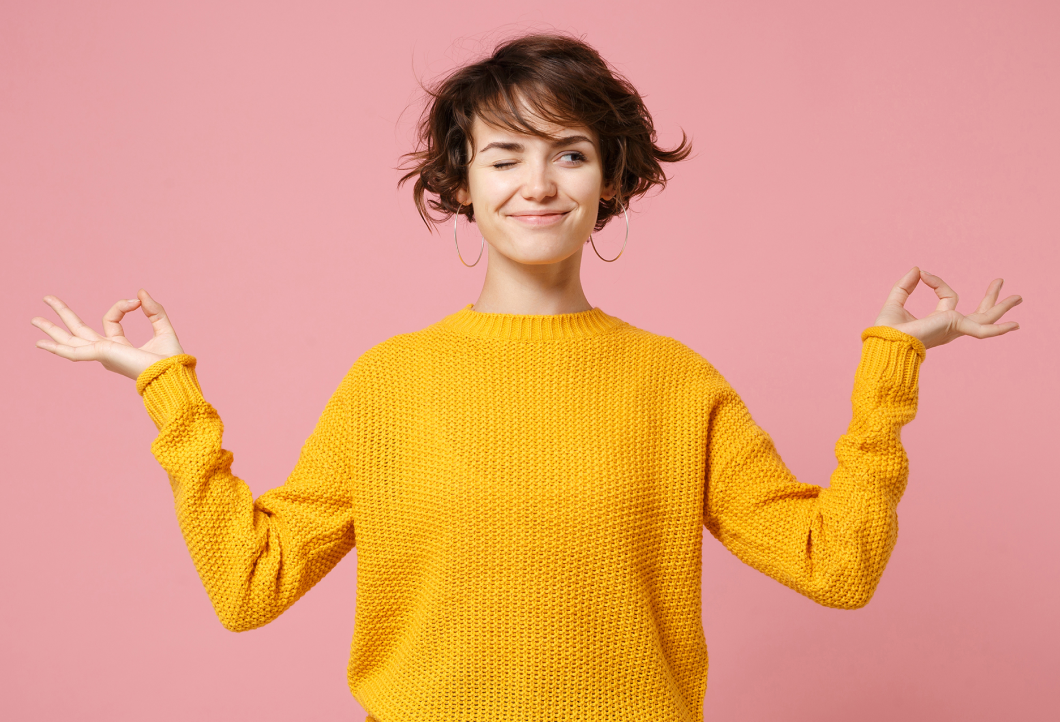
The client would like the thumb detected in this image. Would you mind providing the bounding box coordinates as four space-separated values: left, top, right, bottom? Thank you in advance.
137 289 178 337
882 266 921 309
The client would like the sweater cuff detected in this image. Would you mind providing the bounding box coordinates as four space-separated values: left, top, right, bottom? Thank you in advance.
858 326 925 388
135 354 205 429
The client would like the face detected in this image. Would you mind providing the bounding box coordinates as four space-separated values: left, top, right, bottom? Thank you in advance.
455 109 615 266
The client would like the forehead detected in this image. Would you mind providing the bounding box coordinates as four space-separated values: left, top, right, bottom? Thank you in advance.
469 114 596 149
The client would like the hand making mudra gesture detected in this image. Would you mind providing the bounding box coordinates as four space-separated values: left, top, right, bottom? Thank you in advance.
32 267 1022 377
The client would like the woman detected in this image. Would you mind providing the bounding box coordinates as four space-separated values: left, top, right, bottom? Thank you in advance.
31 33 1021 721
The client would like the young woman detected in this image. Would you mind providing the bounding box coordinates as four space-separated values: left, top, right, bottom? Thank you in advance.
31 33 1021 722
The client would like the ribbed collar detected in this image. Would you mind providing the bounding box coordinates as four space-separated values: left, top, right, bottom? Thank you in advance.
438 303 626 342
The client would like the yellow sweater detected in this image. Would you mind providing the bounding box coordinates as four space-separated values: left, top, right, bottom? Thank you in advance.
136 304 925 722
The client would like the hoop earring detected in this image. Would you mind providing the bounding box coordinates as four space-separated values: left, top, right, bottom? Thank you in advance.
589 202 630 262
454 203 484 267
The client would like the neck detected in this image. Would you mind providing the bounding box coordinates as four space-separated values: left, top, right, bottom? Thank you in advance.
472 242 592 315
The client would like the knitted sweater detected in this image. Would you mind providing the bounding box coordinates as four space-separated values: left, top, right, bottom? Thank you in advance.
136 304 925 722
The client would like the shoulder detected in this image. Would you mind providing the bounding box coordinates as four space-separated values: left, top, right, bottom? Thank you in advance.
338 320 452 386
606 322 736 404
611 322 721 374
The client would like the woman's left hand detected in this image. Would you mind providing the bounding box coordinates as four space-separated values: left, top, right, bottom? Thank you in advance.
874 267 1022 350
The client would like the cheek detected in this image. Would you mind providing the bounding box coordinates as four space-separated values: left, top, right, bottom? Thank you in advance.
569 173 605 205
469 171 517 210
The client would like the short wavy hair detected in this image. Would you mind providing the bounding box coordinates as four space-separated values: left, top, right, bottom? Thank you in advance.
397 32 693 233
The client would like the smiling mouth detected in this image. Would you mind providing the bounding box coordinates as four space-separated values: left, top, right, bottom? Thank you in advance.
508 212 569 226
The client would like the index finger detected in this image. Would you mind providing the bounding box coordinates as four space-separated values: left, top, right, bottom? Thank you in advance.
102 298 141 340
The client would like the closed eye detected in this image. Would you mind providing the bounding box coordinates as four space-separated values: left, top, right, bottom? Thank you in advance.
491 151 587 170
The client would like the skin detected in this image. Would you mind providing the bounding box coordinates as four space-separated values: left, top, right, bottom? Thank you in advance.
454 111 615 315
31 108 1022 379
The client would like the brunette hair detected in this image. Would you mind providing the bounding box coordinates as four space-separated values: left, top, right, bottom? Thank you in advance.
397 32 692 232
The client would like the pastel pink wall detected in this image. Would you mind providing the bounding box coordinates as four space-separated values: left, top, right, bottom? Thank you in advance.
3 1 1057 719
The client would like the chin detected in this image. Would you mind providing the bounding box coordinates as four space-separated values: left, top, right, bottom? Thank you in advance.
502 240 583 265
504 251 568 265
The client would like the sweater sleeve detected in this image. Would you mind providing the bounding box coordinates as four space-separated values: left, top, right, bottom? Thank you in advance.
136 354 360 632
702 326 925 610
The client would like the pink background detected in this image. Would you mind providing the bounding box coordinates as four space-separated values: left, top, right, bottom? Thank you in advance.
3 1 1057 719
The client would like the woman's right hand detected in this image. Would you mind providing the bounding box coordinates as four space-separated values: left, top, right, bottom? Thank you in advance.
31 289 185 381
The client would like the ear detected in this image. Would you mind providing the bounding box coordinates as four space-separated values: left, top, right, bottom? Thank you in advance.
601 180 616 203
455 187 471 207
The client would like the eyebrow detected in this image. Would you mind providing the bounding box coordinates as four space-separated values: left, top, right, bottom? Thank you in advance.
478 135 595 154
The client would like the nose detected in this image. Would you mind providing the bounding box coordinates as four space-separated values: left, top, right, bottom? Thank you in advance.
520 158 557 202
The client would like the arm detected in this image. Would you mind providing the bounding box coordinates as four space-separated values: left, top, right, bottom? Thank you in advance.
702 265 1023 609
32 289 368 632
703 326 924 610
137 353 359 631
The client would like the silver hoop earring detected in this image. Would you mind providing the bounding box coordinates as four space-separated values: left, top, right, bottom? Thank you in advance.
454 204 484 267
589 202 630 262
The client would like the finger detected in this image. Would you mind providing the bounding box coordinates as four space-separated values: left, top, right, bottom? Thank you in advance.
883 266 922 309
102 298 140 341
31 316 88 347
974 278 1003 315
35 338 105 361
976 294 1023 324
956 315 1020 339
42 295 102 342
919 271 959 313
137 289 179 339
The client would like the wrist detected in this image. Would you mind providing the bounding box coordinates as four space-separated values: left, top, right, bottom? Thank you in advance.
862 325 928 360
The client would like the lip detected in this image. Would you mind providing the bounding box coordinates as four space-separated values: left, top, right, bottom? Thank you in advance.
508 211 570 227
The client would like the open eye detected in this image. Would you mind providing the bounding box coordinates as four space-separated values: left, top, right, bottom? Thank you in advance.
559 151 587 163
